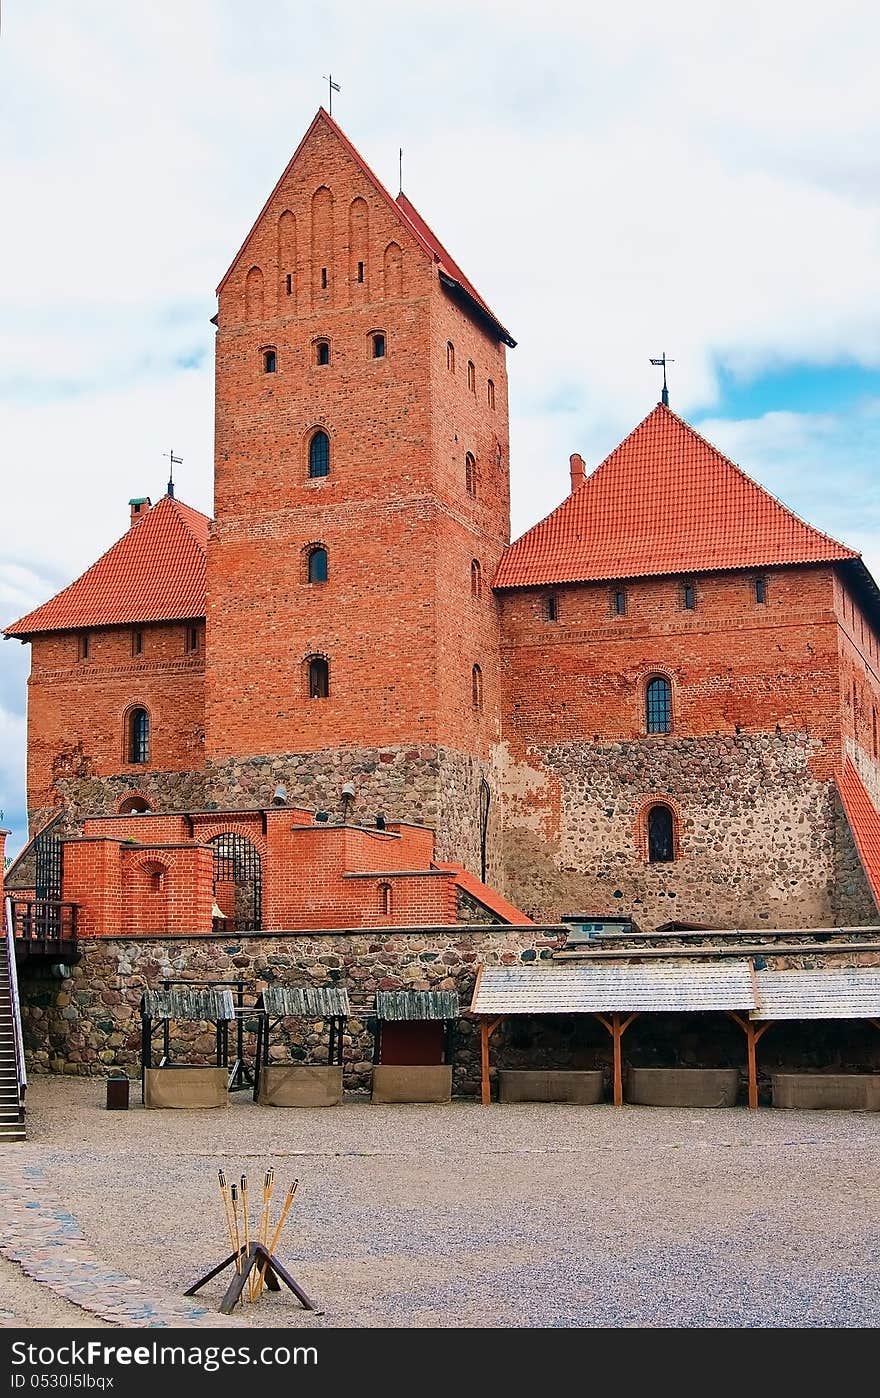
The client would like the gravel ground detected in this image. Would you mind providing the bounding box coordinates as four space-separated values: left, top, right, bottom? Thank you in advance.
10 1077 880 1328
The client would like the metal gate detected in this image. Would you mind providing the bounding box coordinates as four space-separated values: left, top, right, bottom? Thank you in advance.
209 833 263 931
34 824 63 901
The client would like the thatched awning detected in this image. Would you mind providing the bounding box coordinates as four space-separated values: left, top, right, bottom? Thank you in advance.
141 987 236 1022
259 985 350 1018
375 990 460 1021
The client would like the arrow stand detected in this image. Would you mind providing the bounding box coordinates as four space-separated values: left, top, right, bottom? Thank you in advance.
186 1241 317 1315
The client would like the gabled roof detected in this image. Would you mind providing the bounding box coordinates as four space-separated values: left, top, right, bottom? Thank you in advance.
493 402 858 589
5 494 209 637
217 108 514 346
835 760 880 910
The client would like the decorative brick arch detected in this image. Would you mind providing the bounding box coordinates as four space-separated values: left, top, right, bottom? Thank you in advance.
122 703 151 765
641 668 676 735
116 791 153 814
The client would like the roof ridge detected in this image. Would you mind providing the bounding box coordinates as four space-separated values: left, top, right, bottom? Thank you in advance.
661 402 857 559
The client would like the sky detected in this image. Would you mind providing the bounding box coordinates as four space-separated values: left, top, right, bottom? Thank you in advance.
2 0 880 858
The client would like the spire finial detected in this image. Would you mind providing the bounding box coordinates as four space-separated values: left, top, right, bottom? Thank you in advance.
649 352 675 407
322 74 340 116
163 448 182 498
398 147 403 196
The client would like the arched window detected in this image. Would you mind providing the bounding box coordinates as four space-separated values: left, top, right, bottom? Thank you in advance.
118 794 152 814
472 664 483 711
647 804 675 863
371 332 386 359
309 430 330 478
447 341 455 372
471 559 482 599
465 452 477 497
646 677 672 734
467 360 476 392
308 546 328 583
127 708 150 764
487 378 495 409
263 348 277 373
378 881 392 917
308 656 330 699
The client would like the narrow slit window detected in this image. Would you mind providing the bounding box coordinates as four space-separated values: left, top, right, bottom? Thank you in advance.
378 881 392 917
263 349 277 373
467 360 476 392
285 274 292 296
647 804 675 863
682 582 696 610
487 378 495 410
128 708 150 764
613 589 627 616
316 339 330 366
308 656 330 699
357 260 364 283
321 267 328 289
308 546 328 583
472 664 483 711
371 332 386 359
471 559 482 598
646 677 672 734
185 626 199 653
447 341 455 372
78 633 90 661
465 452 477 498
755 577 767 604
546 595 558 622
309 430 330 478
132 630 143 657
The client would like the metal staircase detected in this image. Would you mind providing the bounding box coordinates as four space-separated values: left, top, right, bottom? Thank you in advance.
1 898 26 1141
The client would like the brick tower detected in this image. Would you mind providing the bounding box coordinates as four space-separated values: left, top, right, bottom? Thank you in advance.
205 110 515 874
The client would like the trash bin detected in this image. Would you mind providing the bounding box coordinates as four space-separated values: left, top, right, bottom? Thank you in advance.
106 1076 130 1110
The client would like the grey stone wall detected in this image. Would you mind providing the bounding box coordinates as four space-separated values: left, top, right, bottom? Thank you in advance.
501 732 843 930
19 929 880 1103
831 791 878 926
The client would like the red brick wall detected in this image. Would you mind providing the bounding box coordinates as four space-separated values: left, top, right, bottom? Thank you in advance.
834 569 880 806
499 564 841 764
25 621 204 823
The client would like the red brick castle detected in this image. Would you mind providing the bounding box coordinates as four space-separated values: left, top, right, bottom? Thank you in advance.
6 109 880 934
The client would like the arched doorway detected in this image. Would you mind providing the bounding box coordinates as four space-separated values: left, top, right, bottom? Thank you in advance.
209 833 263 931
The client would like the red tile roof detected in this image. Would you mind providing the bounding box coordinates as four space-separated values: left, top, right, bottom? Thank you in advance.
217 109 513 345
5 495 209 637
395 192 515 346
494 402 857 589
434 862 534 924
836 760 880 910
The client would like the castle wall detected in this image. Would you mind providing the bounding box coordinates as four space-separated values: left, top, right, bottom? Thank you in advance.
497 566 850 928
24 621 205 830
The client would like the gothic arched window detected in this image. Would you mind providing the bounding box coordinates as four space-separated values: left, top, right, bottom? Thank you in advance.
647 804 675 863
127 708 150 764
308 546 328 583
646 677 672 734
308 656 330 699
309 430 330 478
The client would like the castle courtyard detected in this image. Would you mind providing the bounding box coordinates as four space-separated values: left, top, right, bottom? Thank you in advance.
2 1079 878 1330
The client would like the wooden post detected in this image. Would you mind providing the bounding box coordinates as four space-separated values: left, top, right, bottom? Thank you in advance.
727 1011 772 1108
479 1017 503 1105
612 1013 623 1106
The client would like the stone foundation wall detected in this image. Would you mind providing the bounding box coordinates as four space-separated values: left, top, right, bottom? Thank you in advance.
19 929 880 1100
831 791 878 926
501 732 843 929
49 769 210 832
18 926 564 1096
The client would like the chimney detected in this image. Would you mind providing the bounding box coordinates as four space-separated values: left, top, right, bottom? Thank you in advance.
129 497 151 527
569 454 586 493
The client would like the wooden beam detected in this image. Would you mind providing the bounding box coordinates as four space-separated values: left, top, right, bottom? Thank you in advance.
478 1017 502 1105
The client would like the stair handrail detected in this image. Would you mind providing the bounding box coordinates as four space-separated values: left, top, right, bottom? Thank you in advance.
4 896 27 1106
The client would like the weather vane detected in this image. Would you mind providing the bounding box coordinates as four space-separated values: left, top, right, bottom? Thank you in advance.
649 353 674 407
163 449 182 498
322 74 341 116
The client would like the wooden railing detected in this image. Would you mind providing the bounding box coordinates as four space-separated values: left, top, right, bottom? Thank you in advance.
10 900 78 959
